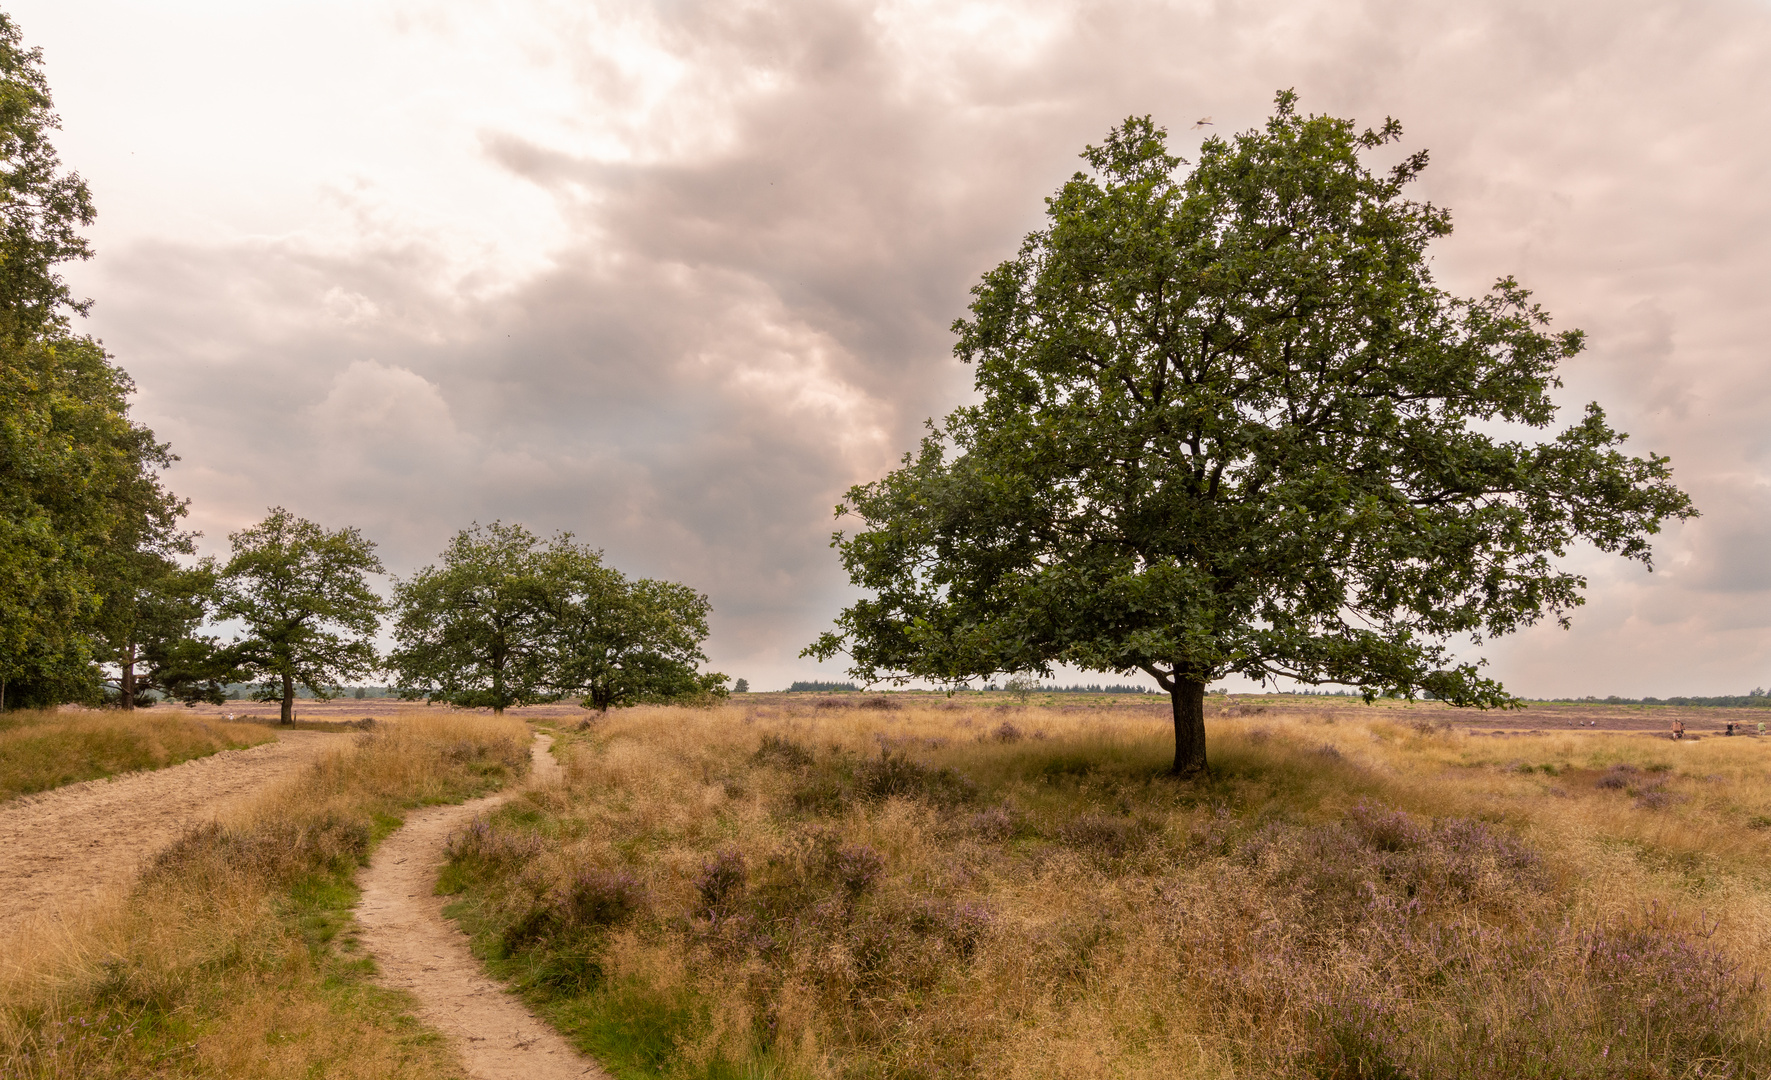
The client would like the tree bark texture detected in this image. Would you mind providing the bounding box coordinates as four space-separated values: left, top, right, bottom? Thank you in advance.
1170 678 1207 775
121 643 136 710
281 672 295 724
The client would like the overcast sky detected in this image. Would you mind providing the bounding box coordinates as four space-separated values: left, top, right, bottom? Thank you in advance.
14 0 1771 696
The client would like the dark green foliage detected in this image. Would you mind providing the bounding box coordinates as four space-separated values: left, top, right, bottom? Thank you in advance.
808 94 1696 773
0 12 92 344
95 556 237 707
751 733 815 769
389 522 563 713
0 15 213 711
390 522 725 714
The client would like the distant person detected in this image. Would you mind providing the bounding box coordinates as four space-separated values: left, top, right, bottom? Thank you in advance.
1760 721 1766 738
1672 719 1685 740
1726 721 1736 737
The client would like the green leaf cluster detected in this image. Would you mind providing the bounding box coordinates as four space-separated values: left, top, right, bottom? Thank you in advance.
808 94 1695 772
389 522 724 714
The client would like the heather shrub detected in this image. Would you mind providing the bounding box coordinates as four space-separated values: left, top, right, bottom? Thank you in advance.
694 848 748 920
751 732 814 769
559 868 648 929
1056 811 1155 860
853 747 977 806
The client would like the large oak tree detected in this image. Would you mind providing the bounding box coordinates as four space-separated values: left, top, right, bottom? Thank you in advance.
807 95 1695 774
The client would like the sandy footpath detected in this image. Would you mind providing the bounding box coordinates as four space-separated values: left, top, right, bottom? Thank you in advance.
0 730 343 935
356 734 606 1080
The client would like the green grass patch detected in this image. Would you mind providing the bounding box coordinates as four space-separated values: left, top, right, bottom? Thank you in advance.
0 709 273 801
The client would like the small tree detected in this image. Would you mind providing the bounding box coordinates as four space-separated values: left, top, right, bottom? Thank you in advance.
807 96 1695 775
734 678 749 693
389 522 562 714
96 555 238 706
549 544 726 712
219 508 384 723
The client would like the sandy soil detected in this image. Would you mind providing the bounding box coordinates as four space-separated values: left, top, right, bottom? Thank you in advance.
355 734 606 1080
0 730 343 936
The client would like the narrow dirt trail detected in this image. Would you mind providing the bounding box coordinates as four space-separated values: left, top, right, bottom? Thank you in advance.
0 730 343 936
355 733 606 1080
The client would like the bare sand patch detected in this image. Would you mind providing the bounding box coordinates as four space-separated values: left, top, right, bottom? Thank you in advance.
0 730 342 935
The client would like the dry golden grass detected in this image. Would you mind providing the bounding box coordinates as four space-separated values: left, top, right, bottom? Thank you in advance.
0 709 532 1079
442 699 1771 1079
0 707 273 801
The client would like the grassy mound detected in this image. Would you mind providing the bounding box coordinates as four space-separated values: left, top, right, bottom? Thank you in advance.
0 708 273 802
441 701 1771 1079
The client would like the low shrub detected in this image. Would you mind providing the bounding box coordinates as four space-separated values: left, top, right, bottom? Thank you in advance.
853 748 977 806
751 733 814 769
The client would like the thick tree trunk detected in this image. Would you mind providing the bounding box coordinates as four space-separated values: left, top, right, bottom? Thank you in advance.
1169 678 1208 776
281 672 295 724
121 642 136 710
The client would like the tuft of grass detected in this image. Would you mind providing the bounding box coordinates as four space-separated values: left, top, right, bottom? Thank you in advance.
0 710 530 1079
438 702 1771 1079
0 708 273 801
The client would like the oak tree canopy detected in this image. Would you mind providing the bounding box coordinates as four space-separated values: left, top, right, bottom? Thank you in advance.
808 94 1696 774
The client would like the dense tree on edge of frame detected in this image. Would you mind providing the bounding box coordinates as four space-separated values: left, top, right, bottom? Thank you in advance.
0 12 201 709
218 508 385 724
806 93 1695 775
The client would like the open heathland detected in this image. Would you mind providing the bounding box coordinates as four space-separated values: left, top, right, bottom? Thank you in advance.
441 698 1771 1079
0 707 273 802
0 709 531 1079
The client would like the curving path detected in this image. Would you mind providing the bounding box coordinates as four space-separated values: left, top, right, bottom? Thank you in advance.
355 733 606 1080
0 730 343 937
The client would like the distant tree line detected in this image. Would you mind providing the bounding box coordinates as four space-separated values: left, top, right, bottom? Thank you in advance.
1540 692 1771 709
788 680 860 692
9 499 729 720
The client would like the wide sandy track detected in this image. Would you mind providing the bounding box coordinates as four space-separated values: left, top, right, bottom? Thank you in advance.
0 730 343 935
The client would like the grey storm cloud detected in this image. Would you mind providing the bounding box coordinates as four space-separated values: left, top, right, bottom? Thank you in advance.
31 0 1771 692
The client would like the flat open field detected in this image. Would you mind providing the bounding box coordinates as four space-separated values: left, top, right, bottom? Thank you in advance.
432 698 1771 1079
178 689 1771 737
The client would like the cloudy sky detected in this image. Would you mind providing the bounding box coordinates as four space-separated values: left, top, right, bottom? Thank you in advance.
14 0 1771 695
